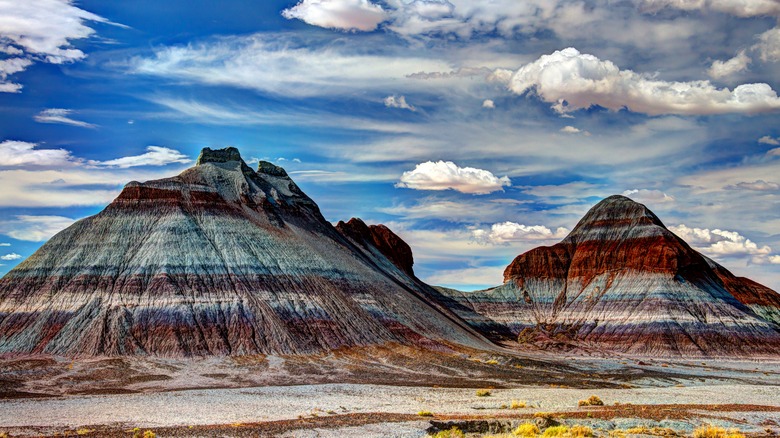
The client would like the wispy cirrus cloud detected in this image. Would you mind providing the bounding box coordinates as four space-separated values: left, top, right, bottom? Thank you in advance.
0 140 75 167
92 146 191 168
639 0 780 18
0 215 77 242
133 34 453 98
33 108 96 128
0 140 193 207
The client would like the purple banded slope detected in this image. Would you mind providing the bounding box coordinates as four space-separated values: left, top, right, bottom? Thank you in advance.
442 195 780 357
0 147 489 357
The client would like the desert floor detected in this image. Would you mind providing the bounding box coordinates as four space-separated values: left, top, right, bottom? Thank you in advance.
1 349 779 437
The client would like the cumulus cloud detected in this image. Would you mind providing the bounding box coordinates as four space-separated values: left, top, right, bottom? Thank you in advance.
758 135 780 145
0 0 109 92
0 140 75 167
0 253 22 261
93 146 192 168
0 243 9 246
725 180 780 191
622 189 675 203
639 0 780 17
396 161 511 194
282 0 387 31
472 221 569 245
756 27 780 62
670 224 780 264
384 95 416 111
482 99 495 109
560 125 590 135
707 51 751 79
504 47 780 116
33 108 96 128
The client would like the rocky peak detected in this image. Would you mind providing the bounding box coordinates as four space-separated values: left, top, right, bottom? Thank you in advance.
504 194 703 283
564 195 667 245
257 161 288 177
196 147 243 165
336 218 415 277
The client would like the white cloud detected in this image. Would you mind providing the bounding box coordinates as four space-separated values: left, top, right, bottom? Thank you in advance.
282 0 387 31
639 0 780 17
756 27 780 62
384 95 416 111
768 147 780 156
505 47 780 116
0 243 9 246
622 189 675 203
472 221 569 245
0 0 109 92
396 161 511 194
707 50 751 79
669 224 780 264
0 140 194 207
0 252 22 261
0 215 77 242
758 135 780 145
482 99 495 109
33 108 96 128
0 57 33 92
134 34 453 98
726 180 780 191
0 140 75 167
94 146 192 168
559 125 590 135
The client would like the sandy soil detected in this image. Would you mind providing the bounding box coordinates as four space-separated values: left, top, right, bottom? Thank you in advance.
2 383 780 436
1 347 779 437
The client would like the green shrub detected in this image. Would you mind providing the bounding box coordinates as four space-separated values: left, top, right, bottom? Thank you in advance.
476 388 492 397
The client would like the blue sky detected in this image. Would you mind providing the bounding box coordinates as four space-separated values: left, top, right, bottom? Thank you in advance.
1 0 780 290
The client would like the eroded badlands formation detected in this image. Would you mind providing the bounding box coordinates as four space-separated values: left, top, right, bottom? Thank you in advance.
0 148 778 359
0 148 487 356
442 196 780 357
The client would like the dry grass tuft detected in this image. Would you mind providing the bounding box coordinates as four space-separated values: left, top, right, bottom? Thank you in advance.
485 359 499 365
511 400 528 409
417 410 434 417
534 411 554 419
542 425 570 436
692 425 745 438
514 421 541 437
569 424 594 437
578 395 604 406
476 388 492 397
432 426 466 438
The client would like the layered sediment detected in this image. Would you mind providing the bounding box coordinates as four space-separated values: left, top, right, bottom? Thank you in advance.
442 196 780 357
0 148 488 356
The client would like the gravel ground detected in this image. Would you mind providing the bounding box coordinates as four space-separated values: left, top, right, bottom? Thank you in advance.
1 383 779 429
